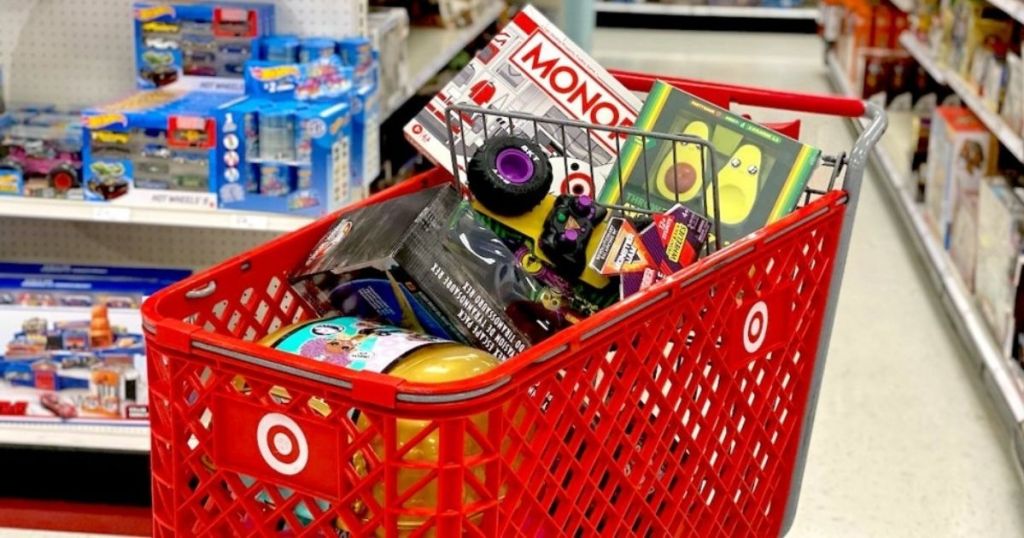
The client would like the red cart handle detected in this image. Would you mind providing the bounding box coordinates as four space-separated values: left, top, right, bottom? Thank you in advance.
610 68 867 118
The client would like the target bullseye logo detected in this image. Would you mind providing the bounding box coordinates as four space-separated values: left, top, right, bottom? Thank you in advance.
742 300 769 353
256 413 309 476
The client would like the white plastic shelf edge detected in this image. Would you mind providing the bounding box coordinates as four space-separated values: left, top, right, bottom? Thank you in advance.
594 1 818 20
0 421 150 452
383 1 505 119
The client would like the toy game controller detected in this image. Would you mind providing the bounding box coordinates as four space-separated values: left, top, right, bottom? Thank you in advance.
539 194 607 278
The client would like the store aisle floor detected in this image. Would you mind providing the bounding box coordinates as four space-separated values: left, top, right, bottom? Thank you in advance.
594 28 1024 537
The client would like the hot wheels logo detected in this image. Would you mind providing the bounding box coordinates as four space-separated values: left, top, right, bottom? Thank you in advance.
511 32 636 151
249 65 301 82
84 113 128 130
135 5 175 21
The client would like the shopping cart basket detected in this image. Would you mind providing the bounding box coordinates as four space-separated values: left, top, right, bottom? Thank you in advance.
142 69 886 537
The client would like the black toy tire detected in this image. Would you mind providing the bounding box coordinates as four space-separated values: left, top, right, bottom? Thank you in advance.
467 135 553 216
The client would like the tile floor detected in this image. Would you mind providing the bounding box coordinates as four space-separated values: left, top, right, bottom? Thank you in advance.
3 28 1023 538
591 28 1024 536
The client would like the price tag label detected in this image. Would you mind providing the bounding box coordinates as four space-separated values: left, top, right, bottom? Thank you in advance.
231 214 269 230
92 206 132 222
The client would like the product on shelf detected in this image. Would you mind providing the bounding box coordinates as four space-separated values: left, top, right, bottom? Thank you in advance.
0 263 190 422
292 184 582 359
370 0 492 28
1001 53 1023 134
923 106 996 247
404 5 642 193
976 177 1024 356
368 6 410 116
82 86 240 208
0 107 84 199
222 54 360 214
598 80 820 246
133 1 276 89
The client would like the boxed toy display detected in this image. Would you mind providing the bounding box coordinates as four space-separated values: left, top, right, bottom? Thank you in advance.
292 184 582 359
368 6 410 116
0 106 84 199
598 80 821 245
404 5 642 192
976 178 1024 356
82 85 241 208
924 106 995 247
219 56 357 215
0 263 190 423
133 1 275 89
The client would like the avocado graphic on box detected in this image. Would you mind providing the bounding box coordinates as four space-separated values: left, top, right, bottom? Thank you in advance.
599 80 821 246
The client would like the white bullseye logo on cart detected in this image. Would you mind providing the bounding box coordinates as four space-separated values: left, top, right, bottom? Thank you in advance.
743 301 769 353
256 413 309 476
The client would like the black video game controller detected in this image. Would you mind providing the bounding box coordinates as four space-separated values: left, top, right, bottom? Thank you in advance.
539 194 607 278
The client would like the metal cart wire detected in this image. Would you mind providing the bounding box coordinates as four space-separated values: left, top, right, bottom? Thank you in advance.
141 69 885 537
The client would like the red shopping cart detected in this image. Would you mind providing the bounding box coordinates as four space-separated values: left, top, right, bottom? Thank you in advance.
141 69 886 537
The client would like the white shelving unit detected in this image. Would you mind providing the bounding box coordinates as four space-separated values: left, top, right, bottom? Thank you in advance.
0 196 311 233
888 0 914 13
0 422 149 452
896 32 944 84
898 31 1024 161
594 1 818 20
990 0 1024 25
826 51 1024 474
382 1 505 119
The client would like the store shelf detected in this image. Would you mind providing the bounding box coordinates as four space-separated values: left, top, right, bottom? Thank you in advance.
897 32 944 84
826 51 1024 474
990 0 1024 25
594 1 819 20
0 421 149 453
888 0 914 13
0 197 310 233
897 31 1024 161
382 1 505 119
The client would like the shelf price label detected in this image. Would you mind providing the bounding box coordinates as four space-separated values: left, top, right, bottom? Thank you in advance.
230 214 270 230
92 206 132 223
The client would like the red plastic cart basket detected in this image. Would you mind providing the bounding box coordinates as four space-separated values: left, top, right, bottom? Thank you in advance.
142 70 886 537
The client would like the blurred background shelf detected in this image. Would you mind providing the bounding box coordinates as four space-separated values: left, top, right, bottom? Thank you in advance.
0 422 149 453
594 1 818 19
381 1 505 119
826 51 1024 476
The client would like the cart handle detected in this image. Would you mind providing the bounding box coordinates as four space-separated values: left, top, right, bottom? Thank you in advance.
610 68 867 118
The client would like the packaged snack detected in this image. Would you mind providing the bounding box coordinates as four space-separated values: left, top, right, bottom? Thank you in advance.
292 184 580 359
598 80 821 246
404 5 642 193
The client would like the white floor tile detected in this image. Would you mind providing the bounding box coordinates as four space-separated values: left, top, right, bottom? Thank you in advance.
594 28 1024 537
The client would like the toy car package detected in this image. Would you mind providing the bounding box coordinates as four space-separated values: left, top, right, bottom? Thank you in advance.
598 80 822 246
404 5 642 194
292 184 581 360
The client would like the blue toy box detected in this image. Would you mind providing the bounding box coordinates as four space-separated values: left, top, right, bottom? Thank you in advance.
219 56 357 216
133 1 275 89
338 37 381 197
81 83 243 209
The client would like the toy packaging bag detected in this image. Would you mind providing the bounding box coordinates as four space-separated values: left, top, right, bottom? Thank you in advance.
292 185 579 359
598 80 821 245
404 5 642 192
975 178 1024 356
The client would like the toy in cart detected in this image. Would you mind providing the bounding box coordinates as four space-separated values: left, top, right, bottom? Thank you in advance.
140 6 884 537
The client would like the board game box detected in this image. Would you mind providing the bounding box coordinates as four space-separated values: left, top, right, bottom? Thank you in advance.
403 5 642 194
597 80 821 245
